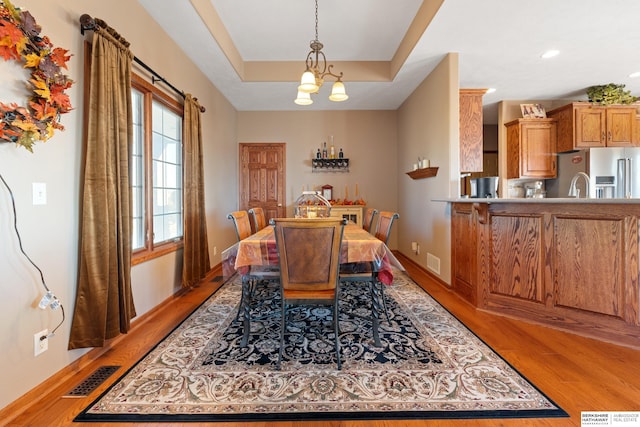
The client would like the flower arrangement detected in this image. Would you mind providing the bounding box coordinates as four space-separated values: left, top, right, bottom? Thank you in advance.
0 0 73 152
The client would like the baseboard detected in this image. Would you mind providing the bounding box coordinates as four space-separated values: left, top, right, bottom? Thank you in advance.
0 263 222 425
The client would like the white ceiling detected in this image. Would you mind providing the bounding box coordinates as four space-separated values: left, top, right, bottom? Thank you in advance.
138 0 640 124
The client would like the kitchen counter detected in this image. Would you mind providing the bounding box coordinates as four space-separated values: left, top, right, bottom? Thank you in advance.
448 199 640 349
435 197 640 204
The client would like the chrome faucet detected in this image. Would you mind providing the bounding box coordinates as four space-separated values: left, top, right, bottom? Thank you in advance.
568 172 590 198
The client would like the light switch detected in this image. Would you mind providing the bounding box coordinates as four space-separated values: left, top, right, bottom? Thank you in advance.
33 182 46 205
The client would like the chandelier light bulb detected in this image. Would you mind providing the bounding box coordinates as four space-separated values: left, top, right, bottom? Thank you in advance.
294 91 313 105
298 71 319 93
329 81 348 102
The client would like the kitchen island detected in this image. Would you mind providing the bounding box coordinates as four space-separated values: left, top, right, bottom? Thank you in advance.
441 198 640 348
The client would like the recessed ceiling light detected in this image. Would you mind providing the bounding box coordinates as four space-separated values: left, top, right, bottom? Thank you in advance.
629 71 640 78
541 50 560 59
485 88 496 94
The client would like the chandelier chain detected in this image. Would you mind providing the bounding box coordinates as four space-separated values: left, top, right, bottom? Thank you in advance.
314 0 319 42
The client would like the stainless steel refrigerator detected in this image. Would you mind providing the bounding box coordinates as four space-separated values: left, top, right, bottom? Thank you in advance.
589 147 640 198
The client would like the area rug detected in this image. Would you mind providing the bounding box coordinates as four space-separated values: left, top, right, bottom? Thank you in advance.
75 270 568 422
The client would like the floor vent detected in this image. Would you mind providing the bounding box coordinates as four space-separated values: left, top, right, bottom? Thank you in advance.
210 275 223 282
63 366 120 397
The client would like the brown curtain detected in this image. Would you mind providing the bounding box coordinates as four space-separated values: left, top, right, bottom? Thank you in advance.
182 94 210 288
68 28 136 349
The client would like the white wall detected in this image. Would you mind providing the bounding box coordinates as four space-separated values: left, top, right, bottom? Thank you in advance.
0 0 238 410
397 53 459 284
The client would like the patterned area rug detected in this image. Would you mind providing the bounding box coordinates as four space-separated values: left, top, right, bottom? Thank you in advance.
75 271 567 422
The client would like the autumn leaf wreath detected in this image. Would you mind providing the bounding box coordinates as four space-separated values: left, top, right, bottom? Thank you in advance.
0 0 73 152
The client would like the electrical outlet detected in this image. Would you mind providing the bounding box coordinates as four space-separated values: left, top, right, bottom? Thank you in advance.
213 246 218 256
34 329 48 356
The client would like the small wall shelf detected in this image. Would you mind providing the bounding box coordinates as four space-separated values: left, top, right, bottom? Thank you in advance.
312 158 349 173
406 166 439 180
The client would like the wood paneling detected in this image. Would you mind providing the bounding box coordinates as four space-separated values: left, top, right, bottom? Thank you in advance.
490 215 544 303
554 216 624 318
451 203 477 304
451 201 640 349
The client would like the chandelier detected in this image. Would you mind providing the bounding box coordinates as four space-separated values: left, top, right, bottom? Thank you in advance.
294 0 348 105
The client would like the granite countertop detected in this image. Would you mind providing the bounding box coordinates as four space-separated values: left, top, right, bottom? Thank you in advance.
434 197 640 204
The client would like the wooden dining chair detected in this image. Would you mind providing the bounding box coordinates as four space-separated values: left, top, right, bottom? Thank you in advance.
340 211 399 330
363 208 378 233
227 210 252 242
228 210 277 322
372 211 399 321
248 207 267 234
374 211 400 245
272 217 347 370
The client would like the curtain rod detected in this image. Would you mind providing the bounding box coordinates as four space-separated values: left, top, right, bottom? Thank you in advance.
79 14 206 113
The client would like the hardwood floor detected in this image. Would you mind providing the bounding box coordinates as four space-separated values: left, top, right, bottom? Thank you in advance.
5 252 640 427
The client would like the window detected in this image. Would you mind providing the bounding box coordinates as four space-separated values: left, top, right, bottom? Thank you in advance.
131 74 184 263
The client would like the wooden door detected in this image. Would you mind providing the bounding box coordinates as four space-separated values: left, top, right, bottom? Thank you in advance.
239 143 286 223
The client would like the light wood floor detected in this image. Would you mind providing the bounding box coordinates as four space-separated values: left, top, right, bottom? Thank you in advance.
5 253 640 427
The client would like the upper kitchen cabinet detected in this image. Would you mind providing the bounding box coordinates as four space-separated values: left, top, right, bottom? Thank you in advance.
505 118 557 179
459 89 486 172
548 102 638 152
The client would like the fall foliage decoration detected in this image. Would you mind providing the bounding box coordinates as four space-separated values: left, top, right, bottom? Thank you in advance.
0 0 73 152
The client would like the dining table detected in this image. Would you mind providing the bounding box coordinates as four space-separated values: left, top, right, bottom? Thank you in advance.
221 221 404 347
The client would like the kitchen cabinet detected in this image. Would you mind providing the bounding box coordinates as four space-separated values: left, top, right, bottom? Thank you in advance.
505 118 557 179
448 199 640 349
459 89 486 173
548 102 638 151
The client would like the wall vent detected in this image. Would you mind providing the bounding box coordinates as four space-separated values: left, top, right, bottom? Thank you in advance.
427 253 441 275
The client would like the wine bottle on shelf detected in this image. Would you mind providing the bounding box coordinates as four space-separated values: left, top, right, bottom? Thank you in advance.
330 144 335 159
338 148 344 159
316 148 321 159
322 142 328 159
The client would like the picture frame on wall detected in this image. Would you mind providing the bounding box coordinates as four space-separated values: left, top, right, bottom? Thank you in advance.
520 103 547 118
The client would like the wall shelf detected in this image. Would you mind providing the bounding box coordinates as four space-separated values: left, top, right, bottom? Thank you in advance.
312 158 349 172
406 166 439 179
